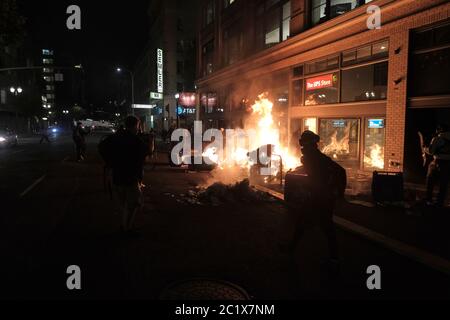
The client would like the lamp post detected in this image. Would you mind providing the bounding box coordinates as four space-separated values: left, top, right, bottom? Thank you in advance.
9 87 23 132
175 93 180 129
116 67 135 116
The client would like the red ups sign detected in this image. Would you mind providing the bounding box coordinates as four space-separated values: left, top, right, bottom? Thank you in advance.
306 74 334 91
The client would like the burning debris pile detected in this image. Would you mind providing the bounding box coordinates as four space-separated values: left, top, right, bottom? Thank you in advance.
176 179 277 207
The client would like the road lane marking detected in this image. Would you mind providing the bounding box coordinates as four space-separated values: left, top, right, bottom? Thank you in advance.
20 175 47 198
253 184 450 276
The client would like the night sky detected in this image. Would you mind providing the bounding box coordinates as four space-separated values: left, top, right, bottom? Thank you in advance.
17 0 150 110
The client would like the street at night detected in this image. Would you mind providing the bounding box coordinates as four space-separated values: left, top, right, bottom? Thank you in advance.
1 133 449 301
1 0 450 311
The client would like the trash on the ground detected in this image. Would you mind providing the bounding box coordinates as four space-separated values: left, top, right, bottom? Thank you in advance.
172 179 276 206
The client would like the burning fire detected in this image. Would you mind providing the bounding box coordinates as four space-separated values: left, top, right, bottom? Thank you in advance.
202 93 300 180
364 144 385 169
321 126 350 160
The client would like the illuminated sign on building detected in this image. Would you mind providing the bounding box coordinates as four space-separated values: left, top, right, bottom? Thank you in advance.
133 104 157 109
369 119 385 129
177 107 196 115
306 74 334 91
150 92 163 100
157 49 163 94
179 93 196 107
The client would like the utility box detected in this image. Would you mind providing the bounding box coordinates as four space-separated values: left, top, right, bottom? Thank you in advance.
371 171 404 203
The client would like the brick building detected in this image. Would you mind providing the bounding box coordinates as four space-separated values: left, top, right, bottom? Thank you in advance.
195 0 450 183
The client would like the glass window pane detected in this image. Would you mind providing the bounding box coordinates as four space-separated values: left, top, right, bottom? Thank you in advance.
282 19 290 41
364 119 386 170
341 62 388 102
409 47 450 96
357 45 372 60
292 79 303 106
342 50 357 65
319 118 360 164
304 118 318 134
283 1 291 19
293 65 303 78
305 73 339 105
372 40 389 57
265 7 281 46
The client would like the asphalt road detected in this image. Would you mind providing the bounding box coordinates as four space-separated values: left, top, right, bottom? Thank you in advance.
1 135 449 300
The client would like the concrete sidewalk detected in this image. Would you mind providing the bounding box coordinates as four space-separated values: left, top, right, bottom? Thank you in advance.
257 182 450 275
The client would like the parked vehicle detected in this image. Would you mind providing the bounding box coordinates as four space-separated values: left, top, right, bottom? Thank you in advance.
0 128 18 147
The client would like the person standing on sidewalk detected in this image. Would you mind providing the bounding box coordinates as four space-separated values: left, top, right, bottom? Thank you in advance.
98 116 148 236
281 131 347 272
73 122 87 161
425 124 450 208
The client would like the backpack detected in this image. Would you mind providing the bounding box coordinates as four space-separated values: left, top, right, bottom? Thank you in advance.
327 158 347 199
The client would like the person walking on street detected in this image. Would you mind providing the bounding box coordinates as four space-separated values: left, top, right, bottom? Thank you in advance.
425 124 450 208
280 131 347 273
39 127 50 144
98 116 148 237
73 122 87 161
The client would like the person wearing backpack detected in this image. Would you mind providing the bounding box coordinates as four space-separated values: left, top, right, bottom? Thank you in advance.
425 124 450 208
98 116 148 236
280 130 347 271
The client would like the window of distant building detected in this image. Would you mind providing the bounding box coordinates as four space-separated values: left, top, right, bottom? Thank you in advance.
409 20 450 97
202 40 215 76
223 23 243 66
311 0 373 27
42 49 53 56
43 58 53 65
204 0 215 27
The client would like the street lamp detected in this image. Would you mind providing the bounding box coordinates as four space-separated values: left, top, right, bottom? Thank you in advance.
10 87 23 96
116 67 134 116
175 93 180 128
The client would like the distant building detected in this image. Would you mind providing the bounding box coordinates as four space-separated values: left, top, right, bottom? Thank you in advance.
195 0 450 182
41 49 56 113
134 0 199 132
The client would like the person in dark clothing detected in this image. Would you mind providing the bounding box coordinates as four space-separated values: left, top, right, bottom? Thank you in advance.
425 124 450 207
99 116 148 235
73 122 87 161
281 131 347 268
39 127 50 144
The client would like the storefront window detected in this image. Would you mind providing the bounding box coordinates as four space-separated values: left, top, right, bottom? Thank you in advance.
341 61 388 102
364 118 386 170
201 93 218 114
319 118 360 164
305 73 339 105
292 79 303 106
304 118 318 134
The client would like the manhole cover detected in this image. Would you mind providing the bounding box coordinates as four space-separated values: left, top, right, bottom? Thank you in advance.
160 279 251 301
